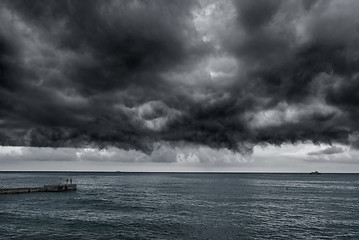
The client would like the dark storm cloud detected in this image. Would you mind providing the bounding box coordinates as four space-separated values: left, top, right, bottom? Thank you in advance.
0 0 204 152
234 0 283 32
1 0 359 154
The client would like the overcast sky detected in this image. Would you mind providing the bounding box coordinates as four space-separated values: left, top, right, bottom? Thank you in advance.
1 0 359 172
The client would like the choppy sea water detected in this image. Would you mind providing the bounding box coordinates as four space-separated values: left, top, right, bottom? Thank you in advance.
0 172 358 239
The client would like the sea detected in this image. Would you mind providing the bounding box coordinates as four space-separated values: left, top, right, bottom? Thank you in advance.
0 172 358 239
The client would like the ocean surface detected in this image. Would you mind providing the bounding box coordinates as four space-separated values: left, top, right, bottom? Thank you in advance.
0 172 358 239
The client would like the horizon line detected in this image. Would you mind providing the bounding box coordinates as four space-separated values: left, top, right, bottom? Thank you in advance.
0 170 358 174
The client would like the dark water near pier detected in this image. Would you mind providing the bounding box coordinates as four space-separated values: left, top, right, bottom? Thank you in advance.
0 172 358 239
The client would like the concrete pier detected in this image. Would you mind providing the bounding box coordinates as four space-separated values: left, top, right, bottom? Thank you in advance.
0 184 77 194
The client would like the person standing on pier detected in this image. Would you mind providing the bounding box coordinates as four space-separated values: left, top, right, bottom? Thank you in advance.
70 178 72 184
66 179 69 184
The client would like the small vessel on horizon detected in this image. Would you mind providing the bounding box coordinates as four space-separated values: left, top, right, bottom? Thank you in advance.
309 170 321 175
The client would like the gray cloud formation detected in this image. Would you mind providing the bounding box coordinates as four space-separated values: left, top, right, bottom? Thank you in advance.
1 0 359 154
307 146 344 155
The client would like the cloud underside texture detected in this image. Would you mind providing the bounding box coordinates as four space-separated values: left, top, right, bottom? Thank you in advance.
1 0 359 154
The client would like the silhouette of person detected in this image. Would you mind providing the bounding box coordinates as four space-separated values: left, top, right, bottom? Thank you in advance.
70 178 72 184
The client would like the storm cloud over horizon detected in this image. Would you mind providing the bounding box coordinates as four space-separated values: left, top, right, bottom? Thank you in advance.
1 0 359 155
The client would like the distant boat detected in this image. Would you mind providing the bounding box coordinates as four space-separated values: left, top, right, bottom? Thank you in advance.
309 171 321 175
